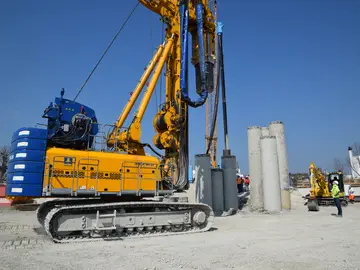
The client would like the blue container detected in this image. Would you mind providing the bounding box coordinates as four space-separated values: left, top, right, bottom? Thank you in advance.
7 161 45 174
8 149 46 163
6 127 47 198
11 127 47 143
6 183 43 197
10 138 47 153
6 172 44 185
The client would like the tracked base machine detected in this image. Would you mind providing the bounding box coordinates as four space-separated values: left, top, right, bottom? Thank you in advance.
305 162 348 211
5 0 223 243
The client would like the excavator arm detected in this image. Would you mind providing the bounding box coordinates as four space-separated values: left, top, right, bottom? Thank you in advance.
309 162 330 198
106 0 217 190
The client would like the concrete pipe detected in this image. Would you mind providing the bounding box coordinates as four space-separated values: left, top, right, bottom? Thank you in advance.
260 135 282 213
247 126 264 211
268 121 291 210
261 127 270 136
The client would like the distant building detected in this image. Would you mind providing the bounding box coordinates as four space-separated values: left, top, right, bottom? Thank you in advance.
348 147 360 178
289 173 310 188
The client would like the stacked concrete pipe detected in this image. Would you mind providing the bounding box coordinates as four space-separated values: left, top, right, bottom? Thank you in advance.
247 121 291 213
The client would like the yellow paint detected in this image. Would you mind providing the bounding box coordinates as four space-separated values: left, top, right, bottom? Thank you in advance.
107 43 166 149
43 147 162 193
101 1 216 181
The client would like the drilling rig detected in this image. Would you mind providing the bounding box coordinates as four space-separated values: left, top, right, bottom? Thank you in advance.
5 0 224 243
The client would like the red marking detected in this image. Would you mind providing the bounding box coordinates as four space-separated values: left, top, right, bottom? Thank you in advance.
0 184 5 197
0 185 33 207
0 185 11 207
0 198 12 207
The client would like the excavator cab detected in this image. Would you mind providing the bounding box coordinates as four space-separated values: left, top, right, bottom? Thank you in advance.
328 170 345 194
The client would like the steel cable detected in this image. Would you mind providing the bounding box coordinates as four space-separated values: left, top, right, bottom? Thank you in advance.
73 2 140 101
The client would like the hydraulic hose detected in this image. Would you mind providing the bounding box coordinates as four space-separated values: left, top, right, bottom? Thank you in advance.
179 1 209 108
206 40 221 154
175 107 189 191
179 1 189 101
217 23 230 151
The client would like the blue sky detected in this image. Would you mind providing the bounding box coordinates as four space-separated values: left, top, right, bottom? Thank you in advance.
0 0 359 174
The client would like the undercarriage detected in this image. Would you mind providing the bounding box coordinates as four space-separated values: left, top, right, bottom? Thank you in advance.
37 197 214 243
304 194 349 211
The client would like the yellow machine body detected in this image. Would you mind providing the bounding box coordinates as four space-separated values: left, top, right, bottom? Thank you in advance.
42 147 161 195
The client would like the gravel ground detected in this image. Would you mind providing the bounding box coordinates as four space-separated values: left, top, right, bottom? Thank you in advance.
0 191 359 270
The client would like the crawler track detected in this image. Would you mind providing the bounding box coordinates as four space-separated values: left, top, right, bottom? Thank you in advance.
42 200 214 243
36 198 103 226
305 196 348 211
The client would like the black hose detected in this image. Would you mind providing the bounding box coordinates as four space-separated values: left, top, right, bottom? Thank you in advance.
170 102 189 191
140 143 164 158
206 38 221 155
218 33 229 150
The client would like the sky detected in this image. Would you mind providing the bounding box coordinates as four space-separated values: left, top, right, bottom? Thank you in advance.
0 0 359 174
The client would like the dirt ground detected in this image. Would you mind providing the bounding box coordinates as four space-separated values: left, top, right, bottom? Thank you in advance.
0 191 359 270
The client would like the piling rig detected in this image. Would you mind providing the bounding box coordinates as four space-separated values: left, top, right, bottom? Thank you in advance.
5 0 231 243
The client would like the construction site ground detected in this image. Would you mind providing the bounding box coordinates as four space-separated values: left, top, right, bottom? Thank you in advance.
0 190 359 270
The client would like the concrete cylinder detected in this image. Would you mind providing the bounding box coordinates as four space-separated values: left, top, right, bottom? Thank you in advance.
260 135 282 213
268 121 291 209
261 127 269 136
247 126 264 210
211 168 224 215
195 154 212 208
221 155 238 211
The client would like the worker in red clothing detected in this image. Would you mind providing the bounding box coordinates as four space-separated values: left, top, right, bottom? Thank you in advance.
244 176 250 186
243 176 250 192
348 185 355 204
